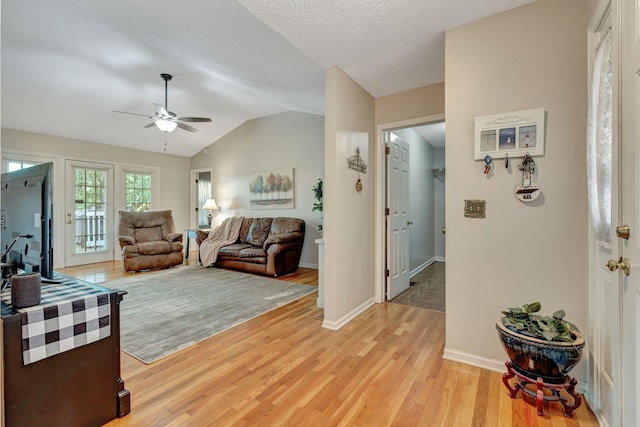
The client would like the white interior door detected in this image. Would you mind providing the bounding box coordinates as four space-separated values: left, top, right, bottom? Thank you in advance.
65 160 114 266
387 133 410 300
588 5 621 426
619 0 639 423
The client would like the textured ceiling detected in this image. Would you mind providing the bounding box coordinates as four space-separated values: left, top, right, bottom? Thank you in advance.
238 0 536 97
2 0 535 157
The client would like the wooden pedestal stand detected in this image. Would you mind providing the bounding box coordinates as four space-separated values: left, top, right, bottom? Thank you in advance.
501 361 582 418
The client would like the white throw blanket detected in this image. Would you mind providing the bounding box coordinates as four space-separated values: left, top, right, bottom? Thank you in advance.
199 216 245 267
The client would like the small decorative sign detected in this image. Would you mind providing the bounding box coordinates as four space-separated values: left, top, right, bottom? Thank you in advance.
515 154 540 203
347 147 367 173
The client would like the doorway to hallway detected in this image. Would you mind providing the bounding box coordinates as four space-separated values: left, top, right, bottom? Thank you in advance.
380 117 446 309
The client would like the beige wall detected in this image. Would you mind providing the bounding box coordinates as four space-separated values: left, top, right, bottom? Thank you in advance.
587 0 601 18
375 83 445 125
1 128 191 268
444 0 589 380
189 111 324 267
323 66 376 327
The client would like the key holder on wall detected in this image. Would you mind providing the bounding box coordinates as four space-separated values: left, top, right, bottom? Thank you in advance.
515 153 540 202
347 147 367 192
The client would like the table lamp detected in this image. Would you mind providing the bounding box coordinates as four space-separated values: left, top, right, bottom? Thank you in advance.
202 198 220 227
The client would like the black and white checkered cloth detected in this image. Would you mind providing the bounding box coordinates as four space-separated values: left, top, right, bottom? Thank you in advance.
0 276 111 365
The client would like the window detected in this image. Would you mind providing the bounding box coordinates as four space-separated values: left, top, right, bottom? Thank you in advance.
125 171 152 212
74 166 108 253
6 160 36 172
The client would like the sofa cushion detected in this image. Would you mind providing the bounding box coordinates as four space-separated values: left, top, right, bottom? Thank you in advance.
238 247 266 258
134 226 163 243
238 218 255 243
245 218 273 247
270 217 305 235
219 243 253 257
137 241 172 255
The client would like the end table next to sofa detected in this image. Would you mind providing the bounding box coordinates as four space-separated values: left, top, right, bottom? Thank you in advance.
184 228 210 260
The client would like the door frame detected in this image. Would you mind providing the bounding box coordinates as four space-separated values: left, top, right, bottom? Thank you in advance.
64 159 115 267
374 113 445 303
189 168 213 229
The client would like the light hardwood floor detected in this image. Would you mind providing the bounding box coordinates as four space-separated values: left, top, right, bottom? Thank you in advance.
58 256 599 427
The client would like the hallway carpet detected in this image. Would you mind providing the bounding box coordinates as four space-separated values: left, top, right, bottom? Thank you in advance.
391 261 445 312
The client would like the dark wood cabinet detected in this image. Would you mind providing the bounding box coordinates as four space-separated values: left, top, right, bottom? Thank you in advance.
2 277 130 427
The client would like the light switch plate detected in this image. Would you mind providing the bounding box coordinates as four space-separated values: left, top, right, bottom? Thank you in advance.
464 200 486 218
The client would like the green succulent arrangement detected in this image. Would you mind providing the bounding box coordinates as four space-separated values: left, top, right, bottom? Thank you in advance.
311 178 323 231
501 302 580 342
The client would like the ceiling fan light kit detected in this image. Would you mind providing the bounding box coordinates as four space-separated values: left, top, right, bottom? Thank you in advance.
113 73 212 134
155 119 177 133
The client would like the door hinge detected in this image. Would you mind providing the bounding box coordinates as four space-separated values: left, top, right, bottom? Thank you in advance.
386 269 390 277
195 207 199 212
385 208 390 216
385 146 390 155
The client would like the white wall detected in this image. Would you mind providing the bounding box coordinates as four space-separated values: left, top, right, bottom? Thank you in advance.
323 66 375 328
1 128 191 268
189 111 324 268
444 0 589 381
392 128 435 272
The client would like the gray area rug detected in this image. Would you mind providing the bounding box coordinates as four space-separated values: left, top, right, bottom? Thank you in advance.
391 261 445 312
103 266 317 364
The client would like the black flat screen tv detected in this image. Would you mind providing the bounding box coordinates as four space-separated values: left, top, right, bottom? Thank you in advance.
1 162 54 279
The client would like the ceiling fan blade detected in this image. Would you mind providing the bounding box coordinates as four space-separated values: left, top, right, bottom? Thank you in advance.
143 122 156 128
113 110 153 119
176 122 199 133
178 117 212 123
153 103 171 117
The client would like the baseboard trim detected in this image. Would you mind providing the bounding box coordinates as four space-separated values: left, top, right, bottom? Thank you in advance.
443 348 587 394
298 262 318 269
410 258 435 278
322 297 375 330
434 256 445 262
443 348 506 373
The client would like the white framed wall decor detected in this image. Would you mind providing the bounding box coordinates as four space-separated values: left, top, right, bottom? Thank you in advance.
474 107 545 160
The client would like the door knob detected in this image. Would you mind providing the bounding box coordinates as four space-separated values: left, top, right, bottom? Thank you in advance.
616 224 630 239
407 221 413 226
441 227 446 235
606 257 631 276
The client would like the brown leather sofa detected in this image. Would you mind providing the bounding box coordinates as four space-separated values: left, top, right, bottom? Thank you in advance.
118 210 184 272
197 217 305 277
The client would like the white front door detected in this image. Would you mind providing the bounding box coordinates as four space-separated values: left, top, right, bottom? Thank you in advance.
619 0 639 423
587 6 621 426
65 160 114 266
387 133 410 300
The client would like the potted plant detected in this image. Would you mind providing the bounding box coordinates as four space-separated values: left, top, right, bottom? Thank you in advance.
496 302 585 384
312 178 323 231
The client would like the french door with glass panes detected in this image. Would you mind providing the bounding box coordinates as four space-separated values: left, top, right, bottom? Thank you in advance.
65 160 114 266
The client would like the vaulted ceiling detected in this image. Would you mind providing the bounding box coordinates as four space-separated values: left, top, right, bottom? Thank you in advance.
1 0 535 157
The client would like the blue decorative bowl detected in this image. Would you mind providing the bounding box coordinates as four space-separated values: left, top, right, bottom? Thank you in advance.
496 321 585 383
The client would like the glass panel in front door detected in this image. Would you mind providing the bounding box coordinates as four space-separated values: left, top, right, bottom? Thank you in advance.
74 167 108 254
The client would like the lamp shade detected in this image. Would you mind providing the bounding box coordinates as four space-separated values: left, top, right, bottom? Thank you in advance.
202 198 219 211
155 119 177 132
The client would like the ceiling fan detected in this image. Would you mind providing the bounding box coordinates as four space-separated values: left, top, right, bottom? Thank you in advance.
113 73 212 133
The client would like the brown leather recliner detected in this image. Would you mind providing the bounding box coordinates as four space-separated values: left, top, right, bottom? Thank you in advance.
118 210 183 272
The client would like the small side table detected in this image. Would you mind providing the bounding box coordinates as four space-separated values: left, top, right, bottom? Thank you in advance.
501 361 582 418
184 229 207 260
